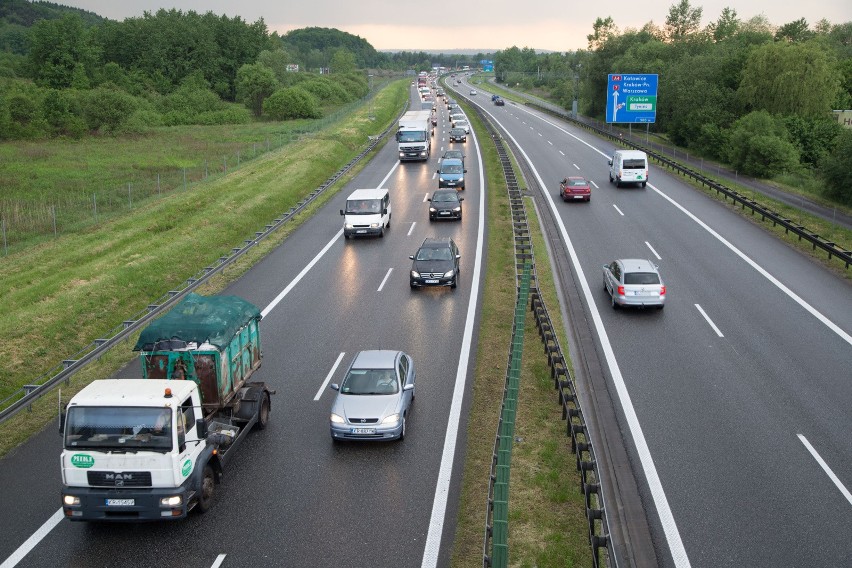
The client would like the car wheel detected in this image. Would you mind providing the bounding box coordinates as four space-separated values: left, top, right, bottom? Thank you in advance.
197 464 215 514
429 216 434 222
398 415 407 441
611 293 619 310
410 281 416 289
603 277 608 291
451 277 457 289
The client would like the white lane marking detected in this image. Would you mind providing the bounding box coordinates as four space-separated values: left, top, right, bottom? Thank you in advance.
573 163 580 170
536 131 541 136
590 180 599 189
408 222 417 236
509 103 852 346
377 268 393 292
695 304 724 337
261 229 343 318
421 114 486 568
432 171 437 180
798 434 852 507
559 150 565 156
612 204 625 216
483 111 693 567
646 241 662 260
423 193 430 202
314 352 346 401
0 509 63 568
548 140 553 146
210 554 227 568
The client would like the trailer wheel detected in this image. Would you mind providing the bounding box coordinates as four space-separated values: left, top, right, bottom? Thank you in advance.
256 392 271 430
197 464 215 513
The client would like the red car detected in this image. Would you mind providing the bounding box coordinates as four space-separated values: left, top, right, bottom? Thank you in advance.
559 177 591 202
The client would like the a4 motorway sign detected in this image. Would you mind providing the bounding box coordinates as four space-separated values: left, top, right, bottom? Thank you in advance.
606 74 658 123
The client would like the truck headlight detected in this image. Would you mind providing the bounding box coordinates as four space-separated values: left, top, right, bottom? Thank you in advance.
382 414 400 425
63 495 80 506
370 223 380 228
330 413 345 424
344 223 353 229
160 495 182 507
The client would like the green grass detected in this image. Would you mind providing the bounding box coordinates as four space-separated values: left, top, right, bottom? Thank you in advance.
0 79 409 451
450 93 591 567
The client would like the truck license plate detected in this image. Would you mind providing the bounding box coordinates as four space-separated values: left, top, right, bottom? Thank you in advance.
106 499 134 506
351 428 375 435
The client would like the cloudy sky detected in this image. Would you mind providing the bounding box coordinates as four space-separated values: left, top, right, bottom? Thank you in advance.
58 0 850 52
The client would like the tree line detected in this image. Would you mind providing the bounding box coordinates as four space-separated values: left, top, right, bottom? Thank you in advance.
493 1 852 203
0 2 488 142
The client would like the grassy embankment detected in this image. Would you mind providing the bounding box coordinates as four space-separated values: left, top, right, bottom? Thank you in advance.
0 80 408 455
450 94 592 567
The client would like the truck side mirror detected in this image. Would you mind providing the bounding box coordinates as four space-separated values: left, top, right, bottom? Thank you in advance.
463 169 467 173
608 159 613 166
59 404 66 435
382 208 388 215
339 209 344 216
196 419 208 439
436 169 440 173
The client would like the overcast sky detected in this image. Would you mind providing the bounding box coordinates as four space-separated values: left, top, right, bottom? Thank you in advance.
57 0 851 52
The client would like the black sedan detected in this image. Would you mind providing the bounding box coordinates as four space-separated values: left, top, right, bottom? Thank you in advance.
409 237 461 289
449 128 467 143
428 190 463 221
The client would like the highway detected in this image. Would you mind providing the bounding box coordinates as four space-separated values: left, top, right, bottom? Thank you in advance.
0 86 486 568
449 76 852 567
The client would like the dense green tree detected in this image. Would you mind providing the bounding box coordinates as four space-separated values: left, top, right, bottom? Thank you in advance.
329 48 357 74
819 129 852 203
235 63 277 117
664 0 703 42
27 14 99 88
727 111 800 176
707 7 740 41
258 48 294 82
587 17 618 50
775 18 814 43
41 88 85 137
738 41 841 116
782 115 842 168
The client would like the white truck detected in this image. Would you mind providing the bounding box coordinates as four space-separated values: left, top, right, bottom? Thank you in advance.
60 293 274 522
397 110 432 161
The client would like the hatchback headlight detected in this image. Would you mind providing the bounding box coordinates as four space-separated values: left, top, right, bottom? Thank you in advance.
330 413 345 424
453 207 461 212
439 177 446 182
429 207 436 212
382 414 400 425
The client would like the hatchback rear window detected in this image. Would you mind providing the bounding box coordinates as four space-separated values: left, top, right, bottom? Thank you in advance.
624 272 660 285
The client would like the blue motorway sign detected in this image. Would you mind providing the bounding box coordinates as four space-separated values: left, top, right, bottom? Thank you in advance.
606 74 658 124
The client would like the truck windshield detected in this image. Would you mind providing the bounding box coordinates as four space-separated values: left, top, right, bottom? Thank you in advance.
345 199 381 214
65 406 173 451
398 131 426 143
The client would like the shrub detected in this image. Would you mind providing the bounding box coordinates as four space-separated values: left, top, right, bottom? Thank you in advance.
263 87 321 120
819 129 852 204
726 111 800 177
82 86 138 133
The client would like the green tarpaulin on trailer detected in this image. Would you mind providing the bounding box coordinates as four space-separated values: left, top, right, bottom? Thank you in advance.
134 293 261 352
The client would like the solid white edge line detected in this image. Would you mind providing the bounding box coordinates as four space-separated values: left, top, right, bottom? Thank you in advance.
612 204 625 216
798 434 852 506
314 352 346 401
261 229 343 318
0 509 64 568
408 222 417 236
694 304 724 338
510 103 851 347
645 241 662 260
481 108 693 567
420 112 486 568
210 554 227 568
377 268 393 292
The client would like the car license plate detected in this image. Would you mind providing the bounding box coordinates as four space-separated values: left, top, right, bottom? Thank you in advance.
425 279 439 284
356 230 366 234
351 428 375 435
106 499 134 506
573 195 584 199
440 211 450 215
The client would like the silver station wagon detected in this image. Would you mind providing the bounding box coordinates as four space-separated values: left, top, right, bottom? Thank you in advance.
603 258 666 309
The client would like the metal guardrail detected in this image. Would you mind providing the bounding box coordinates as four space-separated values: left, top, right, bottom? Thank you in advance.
524 101 852 269
0 101 408 424
458 85 611 567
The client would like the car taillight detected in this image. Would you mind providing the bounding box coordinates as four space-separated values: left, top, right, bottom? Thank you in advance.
617 285 625 295
660 285 666 296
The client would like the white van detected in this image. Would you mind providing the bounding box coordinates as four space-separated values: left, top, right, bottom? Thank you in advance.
340 188 391 238
608 150 649 188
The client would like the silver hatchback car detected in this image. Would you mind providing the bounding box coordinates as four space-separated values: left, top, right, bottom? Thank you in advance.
603 259 666 309
329 350 416 442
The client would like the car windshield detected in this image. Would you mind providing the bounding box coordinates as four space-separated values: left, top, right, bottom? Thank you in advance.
432 192 458 203
341 369 398 395
624 272 660 285
399 131 427 143
345 199 381 214
64 406 173 451
451 129 464 135
416 246 453 261
443 152 462 160
441 164 463 174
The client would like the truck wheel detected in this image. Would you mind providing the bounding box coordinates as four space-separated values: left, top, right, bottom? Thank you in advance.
256 392 270 430
197 465 215 513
